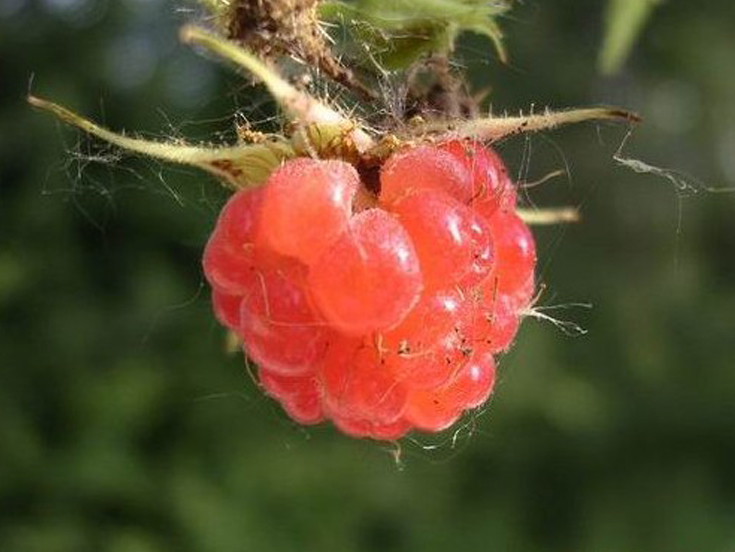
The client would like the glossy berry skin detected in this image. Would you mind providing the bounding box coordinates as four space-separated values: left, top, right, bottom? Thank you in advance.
390 190 493 290
308 209 423 335
381 288 470 390
380 145 473 205
240 262 333 376
204 141 536 441
258 159 359 265
485 210 536 307
321 343 408 425
203 187 264 295
405 349 496 432
439 139 516 212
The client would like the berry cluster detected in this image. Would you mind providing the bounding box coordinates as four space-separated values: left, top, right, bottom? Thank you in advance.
203 141 536 440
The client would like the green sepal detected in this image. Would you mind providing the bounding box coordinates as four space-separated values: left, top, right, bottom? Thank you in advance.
28 96 295 189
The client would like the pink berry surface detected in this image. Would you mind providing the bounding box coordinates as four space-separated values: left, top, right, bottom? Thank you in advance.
203 142 536 440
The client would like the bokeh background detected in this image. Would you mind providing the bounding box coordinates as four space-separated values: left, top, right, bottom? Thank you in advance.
2 1 735 551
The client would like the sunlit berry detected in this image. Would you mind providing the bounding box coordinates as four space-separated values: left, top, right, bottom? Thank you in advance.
390 189 494 290
258 158 359 265
308 208 423 335
440 139 514 211
204 144 536 440
380 145 473 205
240 262 333 376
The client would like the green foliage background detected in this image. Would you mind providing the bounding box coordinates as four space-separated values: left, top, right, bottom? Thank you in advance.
1 1 735 551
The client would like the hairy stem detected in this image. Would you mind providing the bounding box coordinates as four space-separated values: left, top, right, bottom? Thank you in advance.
412 107 641 142
28 95 294 188
180 25 375 152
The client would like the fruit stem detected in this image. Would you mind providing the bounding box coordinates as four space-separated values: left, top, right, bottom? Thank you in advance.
179 25 376 153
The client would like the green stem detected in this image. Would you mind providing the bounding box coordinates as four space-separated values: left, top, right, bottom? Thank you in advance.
412 107 641 142
179 25 375 152
28 95 294 188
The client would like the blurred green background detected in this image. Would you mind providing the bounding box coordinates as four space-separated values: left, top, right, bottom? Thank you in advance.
2 1 735 551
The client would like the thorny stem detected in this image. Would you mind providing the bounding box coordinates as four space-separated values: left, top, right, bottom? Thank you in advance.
412 107 641 143
179 25 375 152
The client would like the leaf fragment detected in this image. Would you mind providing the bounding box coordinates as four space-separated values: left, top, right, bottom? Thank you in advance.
599 0 664 75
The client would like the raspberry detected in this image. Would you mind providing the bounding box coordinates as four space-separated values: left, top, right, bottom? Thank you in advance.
202 187 265 295
307 209 423 335
440 139 516 212
390 190 493 290
31 21 640 445
331 416 412 441
381 288 470 389
485 210 537 307
258 369 324 425
405 349 496 432
240 261 334 376
380 145 473 205
203 142 537 440
211 289 243 331
258 159 359 265
466 291 522 354
321 343 407 425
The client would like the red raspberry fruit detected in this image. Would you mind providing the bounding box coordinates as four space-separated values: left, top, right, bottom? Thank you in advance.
439 139 516 212
258 158 360 265
307 208 423 335
406 349 496 432
382 288 472 390
390 189 493 291
203 187 264 295
203 142 536 440
380 145 473 205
